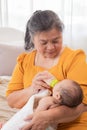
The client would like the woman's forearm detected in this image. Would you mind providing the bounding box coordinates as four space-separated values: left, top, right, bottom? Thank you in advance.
6 87 34 109
46 103 86 124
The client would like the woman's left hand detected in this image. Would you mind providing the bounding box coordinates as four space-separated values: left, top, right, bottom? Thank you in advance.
21 111 50 130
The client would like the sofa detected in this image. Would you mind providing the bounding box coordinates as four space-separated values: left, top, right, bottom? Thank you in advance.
0 43 25 122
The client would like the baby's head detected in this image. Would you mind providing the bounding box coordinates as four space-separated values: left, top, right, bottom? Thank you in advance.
53 79 83 107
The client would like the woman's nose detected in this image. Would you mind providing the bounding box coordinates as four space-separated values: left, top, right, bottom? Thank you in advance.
46 43 54 50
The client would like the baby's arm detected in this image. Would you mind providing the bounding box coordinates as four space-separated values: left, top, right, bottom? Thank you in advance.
35 96 59 113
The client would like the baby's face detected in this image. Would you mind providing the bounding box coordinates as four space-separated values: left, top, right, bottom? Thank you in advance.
52 79 73 100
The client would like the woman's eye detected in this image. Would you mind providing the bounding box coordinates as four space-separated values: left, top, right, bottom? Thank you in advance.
40 42 47 45
53 41 58 44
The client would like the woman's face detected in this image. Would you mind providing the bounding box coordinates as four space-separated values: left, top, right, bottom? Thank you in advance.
33 28 63 58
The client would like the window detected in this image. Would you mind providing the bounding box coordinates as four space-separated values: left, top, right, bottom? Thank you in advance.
0 0 87 52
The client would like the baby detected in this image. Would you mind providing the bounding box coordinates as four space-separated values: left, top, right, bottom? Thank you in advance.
1 72 83 130
32 79 83 130
35 79 83 112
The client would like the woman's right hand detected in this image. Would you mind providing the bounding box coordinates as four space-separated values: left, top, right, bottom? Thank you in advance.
31 71 51 93
6 71 52 109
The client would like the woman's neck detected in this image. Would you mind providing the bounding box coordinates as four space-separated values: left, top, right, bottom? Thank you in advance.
35 47 64 69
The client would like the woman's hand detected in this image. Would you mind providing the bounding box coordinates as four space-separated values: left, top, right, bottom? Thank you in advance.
31 71 52 93
6 71 53 109
21 111 51 130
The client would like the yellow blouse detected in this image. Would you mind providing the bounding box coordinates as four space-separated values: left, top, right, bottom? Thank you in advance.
6 47 87 129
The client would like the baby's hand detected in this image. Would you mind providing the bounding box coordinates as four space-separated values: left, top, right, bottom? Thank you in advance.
35 96 55 112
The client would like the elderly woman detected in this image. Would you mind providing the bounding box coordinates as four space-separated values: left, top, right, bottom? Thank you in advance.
6 10 87 130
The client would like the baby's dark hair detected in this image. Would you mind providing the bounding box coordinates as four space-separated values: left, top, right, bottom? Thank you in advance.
59 81 83 107
24 10 64 50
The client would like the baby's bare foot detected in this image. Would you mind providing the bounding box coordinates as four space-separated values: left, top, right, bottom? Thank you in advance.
0 122 5 128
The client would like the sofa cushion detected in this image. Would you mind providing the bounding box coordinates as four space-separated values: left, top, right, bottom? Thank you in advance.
0 43 25 76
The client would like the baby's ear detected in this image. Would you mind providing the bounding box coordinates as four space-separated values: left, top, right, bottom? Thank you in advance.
58 94 64 104
56 93 61 100
58 94 61 99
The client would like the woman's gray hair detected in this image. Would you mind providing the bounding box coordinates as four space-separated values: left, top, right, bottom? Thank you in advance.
24 10 64 50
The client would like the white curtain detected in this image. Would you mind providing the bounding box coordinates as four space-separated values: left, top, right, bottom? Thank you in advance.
0 0 87 53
